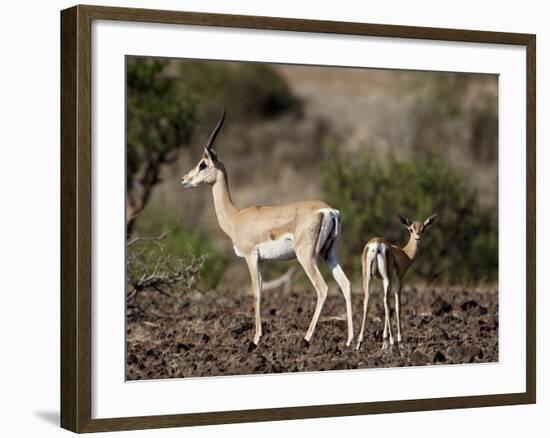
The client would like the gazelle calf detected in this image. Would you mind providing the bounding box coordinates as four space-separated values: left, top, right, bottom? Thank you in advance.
356 214 437 350
180 109 354 347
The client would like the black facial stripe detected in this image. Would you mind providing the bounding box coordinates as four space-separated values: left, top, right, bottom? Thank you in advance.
199 161 207 171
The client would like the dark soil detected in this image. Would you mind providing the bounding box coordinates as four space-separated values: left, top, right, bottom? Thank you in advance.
126 285 498 380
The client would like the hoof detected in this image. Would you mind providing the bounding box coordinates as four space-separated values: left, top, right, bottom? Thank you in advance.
300 338 310 349
356 341 362 351
246 340 258 353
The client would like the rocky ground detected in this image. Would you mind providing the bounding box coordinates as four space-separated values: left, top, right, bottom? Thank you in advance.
126 285 498 380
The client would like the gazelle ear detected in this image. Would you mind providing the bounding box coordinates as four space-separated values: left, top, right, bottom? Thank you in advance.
424 214 438 227
398 214 412 227
203 147 218 162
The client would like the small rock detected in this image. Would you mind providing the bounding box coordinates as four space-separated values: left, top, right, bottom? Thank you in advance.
204 312 217 321
433 351 446 362
373 329 384 341
448 345 482 363
411 350 429 364
299 338 310 350
231 322 254 337
127 354 138 365
461 300 488 316
461 300 478 311
146 348 159 359
245 340 257 353
431 297 453 316
329 360 348 370
176 342 193 351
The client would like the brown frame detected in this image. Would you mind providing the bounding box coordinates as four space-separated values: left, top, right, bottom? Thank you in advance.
60 4 536 433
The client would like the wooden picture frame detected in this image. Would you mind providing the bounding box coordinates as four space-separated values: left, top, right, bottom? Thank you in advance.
60 4 536 433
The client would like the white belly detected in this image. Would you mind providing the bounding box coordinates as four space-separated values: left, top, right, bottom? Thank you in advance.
256 234 296 261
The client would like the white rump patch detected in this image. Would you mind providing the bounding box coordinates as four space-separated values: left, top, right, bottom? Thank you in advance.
256 233 295 261
315 208 340 257
366 242 384 277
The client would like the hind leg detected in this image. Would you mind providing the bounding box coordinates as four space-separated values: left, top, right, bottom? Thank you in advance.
357 248 374 350
295 228 328 342
298 250 328 343
326 250 354 347
293 213 330 343
377 252 394 349
382 280 394 349
394 277 403 344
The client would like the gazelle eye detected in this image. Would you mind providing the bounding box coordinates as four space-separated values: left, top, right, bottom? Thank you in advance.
199 161 207 171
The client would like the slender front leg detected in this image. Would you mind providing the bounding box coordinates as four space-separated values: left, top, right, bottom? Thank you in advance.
378 253 394 349
382 279 394 348
394 278 402 344
245 253 263 345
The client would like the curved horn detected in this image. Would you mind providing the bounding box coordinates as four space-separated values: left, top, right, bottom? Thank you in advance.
205 108 226 151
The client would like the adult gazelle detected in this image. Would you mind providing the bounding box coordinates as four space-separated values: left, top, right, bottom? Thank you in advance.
181 109 354 347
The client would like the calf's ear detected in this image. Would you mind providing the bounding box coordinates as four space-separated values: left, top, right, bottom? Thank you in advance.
424 214 438 227
398 214 412 227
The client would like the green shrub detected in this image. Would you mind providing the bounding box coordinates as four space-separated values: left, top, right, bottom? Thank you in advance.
126 58 199 234
320 148 498 284
127 58 199 182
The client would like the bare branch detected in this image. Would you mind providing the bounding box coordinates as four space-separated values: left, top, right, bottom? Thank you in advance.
128 254 205 297
263 266 297 292
126 233 207 317
126 230 169 247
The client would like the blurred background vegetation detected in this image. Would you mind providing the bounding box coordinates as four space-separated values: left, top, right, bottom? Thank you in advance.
126 56 498 293
321 148 497 283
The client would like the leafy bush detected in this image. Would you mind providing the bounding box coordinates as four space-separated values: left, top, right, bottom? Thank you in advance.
320 148 498 284
127 59 198 174
126 58 198 233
